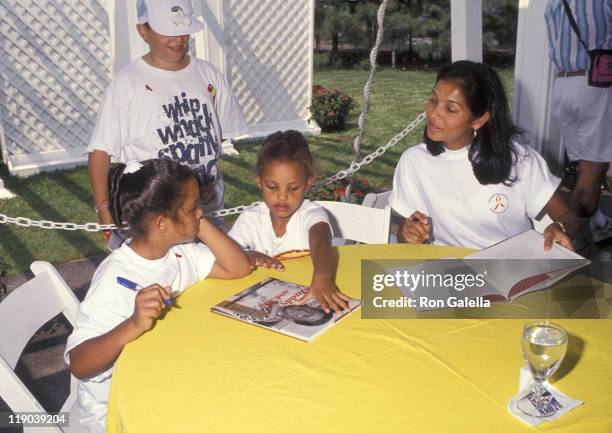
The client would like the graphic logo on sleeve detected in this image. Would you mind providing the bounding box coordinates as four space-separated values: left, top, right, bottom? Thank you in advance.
156 92 220 175
488 193 508 214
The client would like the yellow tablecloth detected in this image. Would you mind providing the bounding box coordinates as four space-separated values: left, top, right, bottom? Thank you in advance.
107 244 612 433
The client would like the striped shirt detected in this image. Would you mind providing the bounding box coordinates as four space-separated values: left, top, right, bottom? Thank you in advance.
545 0 612 73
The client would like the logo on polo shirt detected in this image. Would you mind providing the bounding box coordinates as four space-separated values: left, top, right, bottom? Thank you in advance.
489 193 508 214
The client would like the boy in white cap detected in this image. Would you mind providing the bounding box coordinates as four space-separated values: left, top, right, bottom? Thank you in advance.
88 0 248 247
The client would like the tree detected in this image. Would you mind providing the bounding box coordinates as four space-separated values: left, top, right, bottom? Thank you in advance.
316 0 364 54
413 1 451 63
483 0 518 53
356 0 451 63
383 2 421 66
314 0 517 65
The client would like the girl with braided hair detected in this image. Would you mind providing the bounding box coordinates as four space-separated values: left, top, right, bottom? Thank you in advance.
65 158 250 432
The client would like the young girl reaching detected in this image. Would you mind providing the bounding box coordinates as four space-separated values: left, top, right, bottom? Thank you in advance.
228 130 351 314
65 159 250 433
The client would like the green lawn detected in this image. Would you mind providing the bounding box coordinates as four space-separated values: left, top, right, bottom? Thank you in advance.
0 67 514 276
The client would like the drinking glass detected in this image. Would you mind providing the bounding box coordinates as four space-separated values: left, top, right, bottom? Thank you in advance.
516 321 568 417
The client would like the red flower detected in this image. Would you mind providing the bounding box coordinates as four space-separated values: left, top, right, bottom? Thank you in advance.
313 85 326 96
333 187 346 198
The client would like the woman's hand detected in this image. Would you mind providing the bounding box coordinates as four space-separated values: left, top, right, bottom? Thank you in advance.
543 223 574 251
296 275 352 314
247 251 285 270
398 211 431 244
129 284 172 336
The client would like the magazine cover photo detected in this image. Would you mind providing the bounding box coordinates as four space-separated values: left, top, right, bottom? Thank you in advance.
212 278 361 342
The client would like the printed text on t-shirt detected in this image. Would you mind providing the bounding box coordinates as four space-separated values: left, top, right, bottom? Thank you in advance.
156 92 219 173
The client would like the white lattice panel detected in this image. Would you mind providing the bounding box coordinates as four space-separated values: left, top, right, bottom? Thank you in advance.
0 0 111 169
224 0 313 127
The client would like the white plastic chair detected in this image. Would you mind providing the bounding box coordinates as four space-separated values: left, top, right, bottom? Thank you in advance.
315 200 391 244
362 191 391 209
0 261 84 433
361 191 398 243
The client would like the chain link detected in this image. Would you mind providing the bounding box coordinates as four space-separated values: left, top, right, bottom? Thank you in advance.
312 111 426 187
0 213 120 232
206 202 261 218
0 113 425 230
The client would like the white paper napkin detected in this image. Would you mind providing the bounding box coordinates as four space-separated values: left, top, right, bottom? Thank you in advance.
507 367 583 426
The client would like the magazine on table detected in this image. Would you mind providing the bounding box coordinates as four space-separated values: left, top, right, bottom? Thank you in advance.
211 277 361 342
388 230 589 310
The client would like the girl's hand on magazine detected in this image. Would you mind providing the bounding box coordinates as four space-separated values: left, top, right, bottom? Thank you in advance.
296 275 351 314
246 251 285 270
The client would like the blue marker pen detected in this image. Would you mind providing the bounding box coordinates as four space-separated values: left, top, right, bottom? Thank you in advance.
116 277 176 307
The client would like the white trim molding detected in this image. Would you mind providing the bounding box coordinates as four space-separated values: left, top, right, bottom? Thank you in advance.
513 0 562 175
451 0 483 62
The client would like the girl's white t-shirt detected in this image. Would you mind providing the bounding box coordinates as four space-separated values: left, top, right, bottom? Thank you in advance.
64 241 215 433
228 200 330 257
389 142 561 250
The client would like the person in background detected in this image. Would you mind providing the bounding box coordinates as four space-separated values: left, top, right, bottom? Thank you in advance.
544 0 612 250
389 60 579 251
88 0 249 248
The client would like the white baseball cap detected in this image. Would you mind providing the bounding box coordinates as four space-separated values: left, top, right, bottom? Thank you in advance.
136 0 203 36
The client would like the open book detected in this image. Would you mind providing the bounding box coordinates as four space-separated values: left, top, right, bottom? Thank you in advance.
211 278 361 342
463 229 589 302
389 230 589 309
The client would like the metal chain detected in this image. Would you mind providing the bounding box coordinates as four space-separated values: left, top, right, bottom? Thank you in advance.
347 0 390 197
0 113 425 231
205 202 261 218
0 213 118 231
0 202 263 231
311 111 426 188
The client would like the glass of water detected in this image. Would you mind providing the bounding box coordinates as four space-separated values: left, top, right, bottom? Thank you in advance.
516 321 568 418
